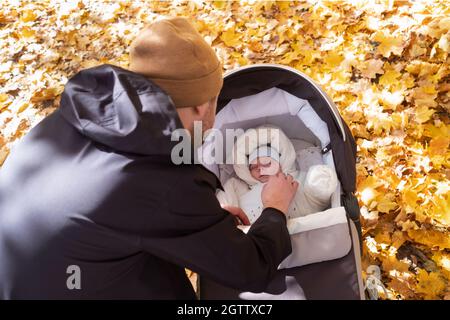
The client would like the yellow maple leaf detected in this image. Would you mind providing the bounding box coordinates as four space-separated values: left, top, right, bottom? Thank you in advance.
220 28 242 47
276 1 291 10
379 68 401 86
30 87 60 103
381 254 410 273
0 93 8 102
391 230 407 249
212 1 227 10
323 52 344 69
374 229 392 246
415 269 446 299
410 87 438 109
372 31 405 58
359 59 384 78
405 61 440 78
400 220 419 232
20 9 37 22
428 136 450 156
20 26 35 38
248 40 264 53
407 229 450 250
357 175 382 206
230 51 248 66
414 105 435 124
430 194 450 226
402 189 419 209
377 199 399 213
423 123 450 139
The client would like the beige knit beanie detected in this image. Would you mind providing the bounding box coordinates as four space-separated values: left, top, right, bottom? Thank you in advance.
129 16 223 108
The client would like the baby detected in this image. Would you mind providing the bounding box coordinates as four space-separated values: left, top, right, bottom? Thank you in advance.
217 125 338 224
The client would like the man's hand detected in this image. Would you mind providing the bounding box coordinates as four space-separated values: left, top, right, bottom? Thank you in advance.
221 205 251 226
262 172 299 215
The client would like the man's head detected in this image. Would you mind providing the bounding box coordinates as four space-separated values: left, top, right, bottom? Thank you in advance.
129 17 223 135
175 95 218 135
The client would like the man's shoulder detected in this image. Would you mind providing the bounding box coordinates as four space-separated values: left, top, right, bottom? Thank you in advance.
180 164 221 191
125 161 220 191
165 164 224 217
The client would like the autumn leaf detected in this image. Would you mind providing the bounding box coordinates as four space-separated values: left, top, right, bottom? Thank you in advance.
428 136 449 156
414 105 435 124
407 229 450 250
359 59 384 79
377 199 399 214
220 28 242 47
372 30 405 58
378 68 401 87
415 269 446 299
20 9 37 23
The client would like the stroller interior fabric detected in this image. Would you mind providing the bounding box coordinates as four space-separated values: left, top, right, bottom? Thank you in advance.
202 87 351 269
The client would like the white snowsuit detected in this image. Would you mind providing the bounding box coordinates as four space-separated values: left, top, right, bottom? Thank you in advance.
217 125 338 224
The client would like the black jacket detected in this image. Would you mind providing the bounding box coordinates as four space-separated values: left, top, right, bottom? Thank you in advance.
0 65 291 299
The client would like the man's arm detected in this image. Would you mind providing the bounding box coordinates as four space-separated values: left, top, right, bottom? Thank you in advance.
138 171 293 293
141 207 291 292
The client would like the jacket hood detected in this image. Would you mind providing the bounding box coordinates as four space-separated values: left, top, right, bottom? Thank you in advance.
59 64 183 156
232 125 297 186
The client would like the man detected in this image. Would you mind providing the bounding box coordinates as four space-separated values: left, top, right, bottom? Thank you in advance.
0 17 298 299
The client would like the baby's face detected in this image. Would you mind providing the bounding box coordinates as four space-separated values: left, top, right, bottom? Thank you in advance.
249 157 281 183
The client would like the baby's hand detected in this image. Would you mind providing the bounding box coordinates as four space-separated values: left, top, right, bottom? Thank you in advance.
221 205 251 226
262 172 299 215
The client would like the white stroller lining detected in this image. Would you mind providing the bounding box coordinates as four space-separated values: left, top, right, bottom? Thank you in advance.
237 207 347 234
237 207 351 269
239 276 307 300
287 207 348 233
201 87 352 269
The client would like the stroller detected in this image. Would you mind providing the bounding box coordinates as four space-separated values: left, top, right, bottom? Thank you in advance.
199 63 365 300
